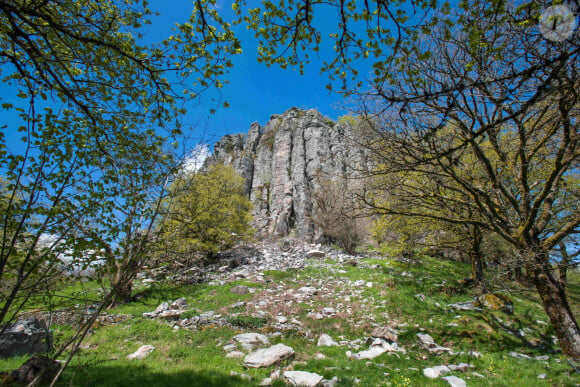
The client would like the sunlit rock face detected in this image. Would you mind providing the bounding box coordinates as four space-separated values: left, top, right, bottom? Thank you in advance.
206 107 368 241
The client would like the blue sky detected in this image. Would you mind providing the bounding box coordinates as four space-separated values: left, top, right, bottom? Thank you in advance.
146 0 352 148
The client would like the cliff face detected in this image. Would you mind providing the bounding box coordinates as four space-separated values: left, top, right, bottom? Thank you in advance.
207 107 366 241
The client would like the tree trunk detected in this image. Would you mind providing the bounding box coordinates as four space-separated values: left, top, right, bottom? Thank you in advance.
557 241 569 288
532 250 580 358
111 281 133 306
469 226 485 289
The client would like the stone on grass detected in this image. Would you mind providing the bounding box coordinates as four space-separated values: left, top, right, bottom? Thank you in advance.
423 365 450 378
284 370 324 386
441 375 467 387
416 333 452 354
508 351 531 360
317 334 338 347
226 351 245 359
297 287 319 297
371 326 398 343
448 363 472 372
0 319 52 358
305 250 326 258
233 333 270 346
127 344 155 360
244 344 295 368
351 345 387 360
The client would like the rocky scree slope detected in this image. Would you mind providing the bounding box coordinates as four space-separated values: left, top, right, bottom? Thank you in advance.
205 108 369 242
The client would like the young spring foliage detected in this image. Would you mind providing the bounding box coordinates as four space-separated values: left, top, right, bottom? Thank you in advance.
160 164 253 259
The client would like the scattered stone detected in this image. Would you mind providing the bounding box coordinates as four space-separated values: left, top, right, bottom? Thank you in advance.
244 344 295 368
171 297 187 309
535 355 549 361
284 370 324 386
415 294 426 302
371 326 398 343
508 351 531 360
306 250 326 259
447 300 483 312
231 371 252 380
275 316 288 324
230 301 246 309
234 333 269 346
537 373 547 379
317 334 339 347
231 286 250 295
354 348 387 361
297 287 319 297
0 319 52 358
223 344 237 352
127 345 155 360
314 353 327 360
226 351 246 359
448 363 472 372
423 365 450 379
321 377 339 387
321 307 336 316
441 375 467 387
416 333 452 354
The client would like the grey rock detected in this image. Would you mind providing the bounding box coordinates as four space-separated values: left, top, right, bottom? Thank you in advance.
441 375 467 387
537 373 547 379
306 250 326 258
423 365 451 378
127 344 155 360
508 351 531 360
171 297 187 309
297 287 319 297
416 333 452 354
226 351 246 359
317 334 339 347
371 326 398 343
448 363 472 372
233 333 270 347
284 370 324 386
206 108 367 241
0 319 52 358
244 344 295 368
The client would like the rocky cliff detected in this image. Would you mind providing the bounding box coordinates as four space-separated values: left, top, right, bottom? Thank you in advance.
206 107 367 241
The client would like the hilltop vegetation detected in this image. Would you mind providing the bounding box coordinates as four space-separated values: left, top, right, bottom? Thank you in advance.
1 241 578 386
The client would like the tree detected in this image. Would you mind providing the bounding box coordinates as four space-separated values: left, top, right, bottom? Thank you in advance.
159 164 253 260
312 175 368 254
0 0 240 377
355 2 580 356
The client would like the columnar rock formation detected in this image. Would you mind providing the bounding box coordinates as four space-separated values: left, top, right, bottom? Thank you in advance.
206 107 368 241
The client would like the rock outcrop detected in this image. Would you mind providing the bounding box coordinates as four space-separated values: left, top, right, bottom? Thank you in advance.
206 108 368 241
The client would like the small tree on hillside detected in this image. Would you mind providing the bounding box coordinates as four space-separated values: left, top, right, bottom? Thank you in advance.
312 175 369 254
160 164 253 260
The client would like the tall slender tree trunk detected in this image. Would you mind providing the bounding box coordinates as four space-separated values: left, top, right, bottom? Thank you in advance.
532 248 580 358
469 226 485 289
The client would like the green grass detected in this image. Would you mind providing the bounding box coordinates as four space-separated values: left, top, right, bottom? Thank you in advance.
1 253 579 386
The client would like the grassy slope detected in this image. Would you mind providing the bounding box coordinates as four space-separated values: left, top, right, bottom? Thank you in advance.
1 252 579 386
